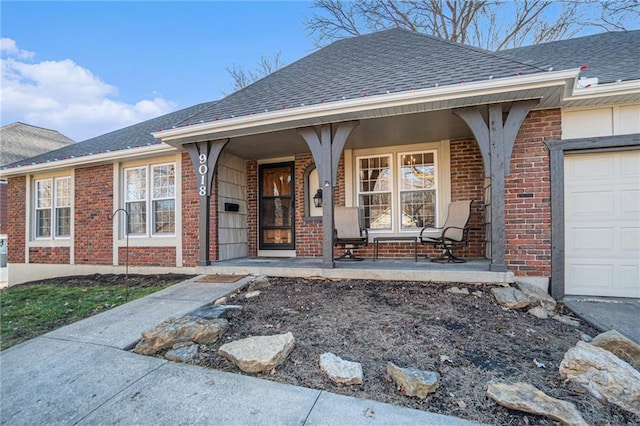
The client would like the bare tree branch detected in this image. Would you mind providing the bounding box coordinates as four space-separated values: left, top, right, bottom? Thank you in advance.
305 0 639 50
226 51 285 91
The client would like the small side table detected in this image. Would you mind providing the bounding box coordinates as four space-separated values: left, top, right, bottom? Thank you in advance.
373 236 418 261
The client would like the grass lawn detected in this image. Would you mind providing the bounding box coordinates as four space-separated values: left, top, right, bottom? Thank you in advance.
1 282 169 351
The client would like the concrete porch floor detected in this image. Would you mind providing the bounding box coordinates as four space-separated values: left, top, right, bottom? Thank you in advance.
201 257 514 285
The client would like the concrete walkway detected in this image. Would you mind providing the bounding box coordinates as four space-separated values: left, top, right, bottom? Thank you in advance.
1 276 477 426
564 296 640 344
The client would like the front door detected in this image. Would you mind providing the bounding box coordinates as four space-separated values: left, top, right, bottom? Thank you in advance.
259 162 295 250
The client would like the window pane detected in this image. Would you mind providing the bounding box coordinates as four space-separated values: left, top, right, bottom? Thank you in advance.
400 153 434 190
55 177 71 207
359 156 390 192
261 166 292 197
36 209 51 238
36 180 52 208
154 200 175 234
56 207 71 237
359 193 391 229
261 198 293 227
401 190 435 229
153 164 175 199
126 201 146 234
125 168 146 201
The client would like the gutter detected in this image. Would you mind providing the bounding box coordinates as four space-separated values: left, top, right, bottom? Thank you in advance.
153 69 580 144
565 79 640 100
0 143 177 178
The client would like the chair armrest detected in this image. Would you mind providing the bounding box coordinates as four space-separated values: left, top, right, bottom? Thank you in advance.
419 225 440 238
361 228 369 243
442 225 470 242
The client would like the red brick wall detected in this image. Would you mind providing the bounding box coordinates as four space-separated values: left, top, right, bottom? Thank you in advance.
504 109 559 276
7 177 25 263
182 152 199 266
294 154 323 257
118 246 176 267
29 247 70 264
247 160 258 256
75 165 113 264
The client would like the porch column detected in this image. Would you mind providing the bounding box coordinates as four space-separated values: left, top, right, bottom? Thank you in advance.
184 139 229 266
454 100 538 272
299 122 359 268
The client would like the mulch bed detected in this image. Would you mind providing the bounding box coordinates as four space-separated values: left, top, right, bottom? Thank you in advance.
191 278 637 425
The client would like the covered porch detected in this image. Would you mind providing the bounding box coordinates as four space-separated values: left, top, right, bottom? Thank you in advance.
202 257 513 285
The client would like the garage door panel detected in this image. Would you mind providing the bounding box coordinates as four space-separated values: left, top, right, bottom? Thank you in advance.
568 191 614 216
621 227 640 251
564 150 640 298
569 226 613 251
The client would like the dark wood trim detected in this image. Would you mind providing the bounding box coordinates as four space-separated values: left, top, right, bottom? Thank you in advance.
545 133 640 298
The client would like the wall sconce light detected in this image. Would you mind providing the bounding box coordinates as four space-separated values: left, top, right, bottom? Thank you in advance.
313 188 323 208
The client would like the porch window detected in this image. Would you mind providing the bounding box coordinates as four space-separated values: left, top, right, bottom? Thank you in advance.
35 176 71 239
124 163 175 236
356 150 438 233
357 155 392 229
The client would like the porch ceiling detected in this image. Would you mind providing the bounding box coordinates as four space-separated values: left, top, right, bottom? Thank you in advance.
223 109 475 160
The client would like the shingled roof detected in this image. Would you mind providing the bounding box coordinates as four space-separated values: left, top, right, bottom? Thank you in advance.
2 101 216 170
0 123 75 166
179 28 548 126
502 30 640 84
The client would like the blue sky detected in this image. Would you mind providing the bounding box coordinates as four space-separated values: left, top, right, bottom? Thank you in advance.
1 1 316 141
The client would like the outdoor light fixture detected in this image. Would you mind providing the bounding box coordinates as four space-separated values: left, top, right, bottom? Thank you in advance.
313 188 323 208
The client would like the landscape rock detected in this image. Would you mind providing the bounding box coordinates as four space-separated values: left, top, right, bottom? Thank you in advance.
552 314 580 327
165 344 199 363
446 286 469 295
491 287 530 309
515 281 557 311
591 330 640 370
319 352 363 385
487 382 588 426
186 305 242 320
218 332 295 373
134 317 228 355
559 341 640 416
472 291 483 297
248 275 270 291
245 290 261 299
386 362 440 399
528 306 550 319
214 296 228 305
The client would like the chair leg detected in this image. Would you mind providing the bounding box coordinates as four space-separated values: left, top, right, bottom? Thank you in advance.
335 248 364 261
431 247 466 263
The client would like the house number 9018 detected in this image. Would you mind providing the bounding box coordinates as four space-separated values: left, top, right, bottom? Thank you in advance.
198 153 207 196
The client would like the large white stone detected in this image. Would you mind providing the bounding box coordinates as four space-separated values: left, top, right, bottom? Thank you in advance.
560 341 640 416
218 332 295 373
491 287 530 309
591 330 640 370
487 382 587 426
386 362 440 399
319 353 363 386
516 281 557 311
134 317 228 356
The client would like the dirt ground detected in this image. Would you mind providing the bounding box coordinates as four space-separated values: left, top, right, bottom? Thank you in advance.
14 273 195 289
191 278 637 425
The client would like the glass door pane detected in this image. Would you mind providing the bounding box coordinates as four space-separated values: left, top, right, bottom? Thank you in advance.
259 162 294 250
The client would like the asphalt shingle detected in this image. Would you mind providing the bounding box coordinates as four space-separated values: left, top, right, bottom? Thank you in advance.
0 123 75 167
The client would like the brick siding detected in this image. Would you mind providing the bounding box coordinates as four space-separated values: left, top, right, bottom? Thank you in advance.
75 165 113 264
7 176 26 263
118 246 176 267
29 247 70 264
504 109 559 276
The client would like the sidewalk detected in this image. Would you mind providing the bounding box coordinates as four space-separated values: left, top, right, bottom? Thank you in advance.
1 275 477 426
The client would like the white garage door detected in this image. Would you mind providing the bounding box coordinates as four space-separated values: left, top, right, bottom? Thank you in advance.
564 150 640 298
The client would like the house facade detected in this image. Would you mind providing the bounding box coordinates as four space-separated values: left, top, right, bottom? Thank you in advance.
1 30 638 298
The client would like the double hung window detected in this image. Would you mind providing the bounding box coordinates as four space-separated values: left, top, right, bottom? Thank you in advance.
124 163 175 236
356 150 437 232
35 176 71 238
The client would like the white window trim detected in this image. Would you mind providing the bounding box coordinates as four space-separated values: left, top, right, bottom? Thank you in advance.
27 171 74 250
114 156 182 255
355 153 394 231
349 140 451 237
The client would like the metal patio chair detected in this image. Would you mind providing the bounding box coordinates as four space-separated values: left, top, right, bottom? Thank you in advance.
419 200 472 263
334 207 368 261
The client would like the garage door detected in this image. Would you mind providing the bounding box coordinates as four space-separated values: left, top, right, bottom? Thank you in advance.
564 150 640 298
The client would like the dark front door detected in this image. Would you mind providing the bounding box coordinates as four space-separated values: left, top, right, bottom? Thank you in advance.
259 162 295 250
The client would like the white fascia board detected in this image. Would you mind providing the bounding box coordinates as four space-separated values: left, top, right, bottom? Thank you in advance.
565 79 640 100
0 144 177 178
154 69 580 143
